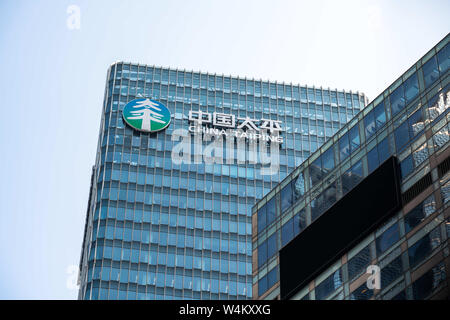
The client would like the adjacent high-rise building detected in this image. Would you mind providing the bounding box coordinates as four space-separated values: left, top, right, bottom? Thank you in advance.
252 33 449 300
78 64 366 300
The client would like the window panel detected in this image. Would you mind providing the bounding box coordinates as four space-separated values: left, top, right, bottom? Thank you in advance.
280 182 293 212
412 262 446 299
322 147 335 172
422 56 439 88
400 155 414 179
404 72 419 103
350 282 373 300
339 133 350 161
367 147 379 174
257 206 267 233
394 121 410 151
315 269 342 300
349 125 360 152
267 233 278 260
404 195 436 233
266 197 277 226
408 109 424 137
364 110 376 140
408 227 441 268
342 160 363 195
374 101 386 129
281 217 294 246
381 256 403 288
376 223 400 255
378 137 390 164
437 42 450 73
348 245 371 280
390 84 405 116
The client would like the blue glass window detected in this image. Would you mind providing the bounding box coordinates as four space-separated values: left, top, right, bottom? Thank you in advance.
281 218 294 246
266 197 277 227
258 266 278 297
339 132 350 161
280 182 293 212
367 146 379 173
376 222 400 255
350 282 373 300
381 256 403 288
400 155 414 179
293 173 305 202
422 56 439 88
404 195 435 233
311 182 337 221
342 160 363 194
258 233 277 268
257 205 266 233
322 147 335 172
437 42 449 73
374 101 386 129
349 125 360 152
257 240 267 268
394 121 410 151
412 262 446 299
390 84 405 116
293 209 306 236
404 73 419 103
309 155 321 185
408 109 424 137
364 110 376 140
315 269 342 300
258 274 268 297
378 138 390 164
267 266 278 291
347 245 371 280
408 227 441 268
267 233 278 260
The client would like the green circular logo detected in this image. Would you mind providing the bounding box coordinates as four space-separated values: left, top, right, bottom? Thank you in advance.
122 98 171 133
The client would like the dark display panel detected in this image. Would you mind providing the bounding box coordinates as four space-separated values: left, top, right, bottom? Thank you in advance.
280 156 401 299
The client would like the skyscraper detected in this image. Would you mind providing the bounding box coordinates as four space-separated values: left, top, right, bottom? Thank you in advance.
253 33 450 300
78 64 366 300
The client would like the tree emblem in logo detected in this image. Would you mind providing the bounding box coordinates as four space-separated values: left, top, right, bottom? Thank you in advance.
122 98 171 132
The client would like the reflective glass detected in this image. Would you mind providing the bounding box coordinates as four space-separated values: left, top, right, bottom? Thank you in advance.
390 84 405 116
400 155 414 179
404 195 436 233
380 256 403 288
412 262 446 299
339 133 350 161
437 42 450 73
347 245 371 280
350 282 373 300
376 223 400 255
408 227 441 268
374 101 386 129
280 181 293 212
315 269 342 300
404 73 419 103
342 160 363 194
422 56 439 88
394 121 410 151
364 110 376 140
367 147 379 173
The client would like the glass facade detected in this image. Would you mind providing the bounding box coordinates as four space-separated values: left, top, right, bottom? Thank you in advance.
78 64 366 300
253 34 450 300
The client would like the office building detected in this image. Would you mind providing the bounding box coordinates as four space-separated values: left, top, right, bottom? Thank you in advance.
253 33 450 300
78 63 366 299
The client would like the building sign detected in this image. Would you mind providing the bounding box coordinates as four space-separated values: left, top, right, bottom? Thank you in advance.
122 98 171 133
187 110 284 143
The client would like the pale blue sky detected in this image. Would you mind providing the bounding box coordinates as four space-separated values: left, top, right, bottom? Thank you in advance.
0 0 448 299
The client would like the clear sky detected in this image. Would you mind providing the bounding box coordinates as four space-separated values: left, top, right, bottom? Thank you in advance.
0 0 448 299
